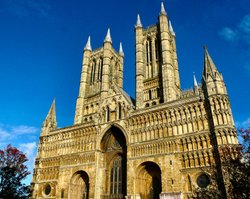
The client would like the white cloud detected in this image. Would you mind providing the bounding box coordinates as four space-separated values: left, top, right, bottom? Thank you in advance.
236 117 250 128
19 142 38 185
242 117 250 127
0 123 39 147
19 142 37 157
0 127 11 140
239 14 250 33
219 27 238 42
11 125 38 135
219 14 250 45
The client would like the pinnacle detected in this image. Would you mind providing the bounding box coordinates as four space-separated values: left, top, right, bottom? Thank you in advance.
84 36 92 51
169 20 176 36
104 28 112 43
135 14 143 28
193 73 198 87
203 47 218 78
119 42 124 56
43 99 57 131
160 2 167 15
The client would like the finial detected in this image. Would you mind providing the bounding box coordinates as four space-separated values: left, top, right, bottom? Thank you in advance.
135 14 143 28
104 28 112 43
119 42 124 56
193 73 198 87
160 2 167 15
84 36 92 51
169 20 176 36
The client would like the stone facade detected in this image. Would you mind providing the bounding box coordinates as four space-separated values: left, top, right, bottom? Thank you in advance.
30 3 239 199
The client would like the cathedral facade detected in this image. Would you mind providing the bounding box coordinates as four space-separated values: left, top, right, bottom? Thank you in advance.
31 3 238 199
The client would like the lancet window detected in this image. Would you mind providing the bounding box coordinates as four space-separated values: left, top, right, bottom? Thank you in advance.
110 156 122 195
145 36 160 79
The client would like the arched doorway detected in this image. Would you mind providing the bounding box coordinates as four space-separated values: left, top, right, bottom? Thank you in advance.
69 171 89 199
136 162 162 199
101 126 127 199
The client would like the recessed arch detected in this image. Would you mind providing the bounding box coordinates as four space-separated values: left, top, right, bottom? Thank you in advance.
100 126 127 198
68 170 89 199
136 161 162 199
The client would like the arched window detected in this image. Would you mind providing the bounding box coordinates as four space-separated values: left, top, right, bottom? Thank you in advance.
107 107 110 122
155 38 159 61
149 90 152 100
90 59 96 84
61 189 65 198
99 57 103 81
110 156 122 195
118 103 122 119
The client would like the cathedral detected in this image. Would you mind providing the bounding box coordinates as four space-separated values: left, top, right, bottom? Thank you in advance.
30 3 239 199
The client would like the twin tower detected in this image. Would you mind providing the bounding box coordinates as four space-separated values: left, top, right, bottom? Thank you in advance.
35 2 236 199
73 2 226 125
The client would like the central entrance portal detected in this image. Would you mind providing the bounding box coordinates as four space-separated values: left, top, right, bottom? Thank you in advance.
101 126 127 199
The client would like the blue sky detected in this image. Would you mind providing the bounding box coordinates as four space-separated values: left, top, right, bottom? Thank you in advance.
0 0 249 184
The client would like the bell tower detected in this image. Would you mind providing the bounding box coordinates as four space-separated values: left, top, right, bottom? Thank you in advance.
74 30 124 124
135 2 181 109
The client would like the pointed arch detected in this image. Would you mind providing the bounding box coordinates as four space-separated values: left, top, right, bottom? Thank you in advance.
68 170 89 199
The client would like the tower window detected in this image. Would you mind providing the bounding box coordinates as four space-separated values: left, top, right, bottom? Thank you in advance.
107 107 110 122
99 57 103 81
118 103 122 119
155 38 159 60
149 39 152 63
149 90 152 100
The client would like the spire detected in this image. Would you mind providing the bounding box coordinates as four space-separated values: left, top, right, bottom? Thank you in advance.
169 20 176 36
119 42 124 56
135 14 143 28
42 99 57 133
193 73 198 87
84 36 92 51
104 28 112 43
203 46 219 80
160 2 167 15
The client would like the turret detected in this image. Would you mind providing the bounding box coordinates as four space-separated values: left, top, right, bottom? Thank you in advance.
193 73 199 94
118 42 124 88
41 99 57 135
202 47 227 96
74 36 92 124
169 20 181 93
101 28 113 96
135 14 144 109
158 2 180 102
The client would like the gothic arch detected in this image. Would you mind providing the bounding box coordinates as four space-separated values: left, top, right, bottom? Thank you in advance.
97 123 128 150
68 170 89 199
135 161 162 199
100 126 127 198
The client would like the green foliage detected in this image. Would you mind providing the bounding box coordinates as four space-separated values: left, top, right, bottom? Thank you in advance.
0 144 30 199
192 127 250 199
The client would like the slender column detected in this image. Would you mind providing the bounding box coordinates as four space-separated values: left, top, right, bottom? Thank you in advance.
151 37 156 77
159 9 175 102
74 38 92 124
135 15 144 109
101 29 112 97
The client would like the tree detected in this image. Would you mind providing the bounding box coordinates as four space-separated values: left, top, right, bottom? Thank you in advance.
192 127 250 199
0 144 30 199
